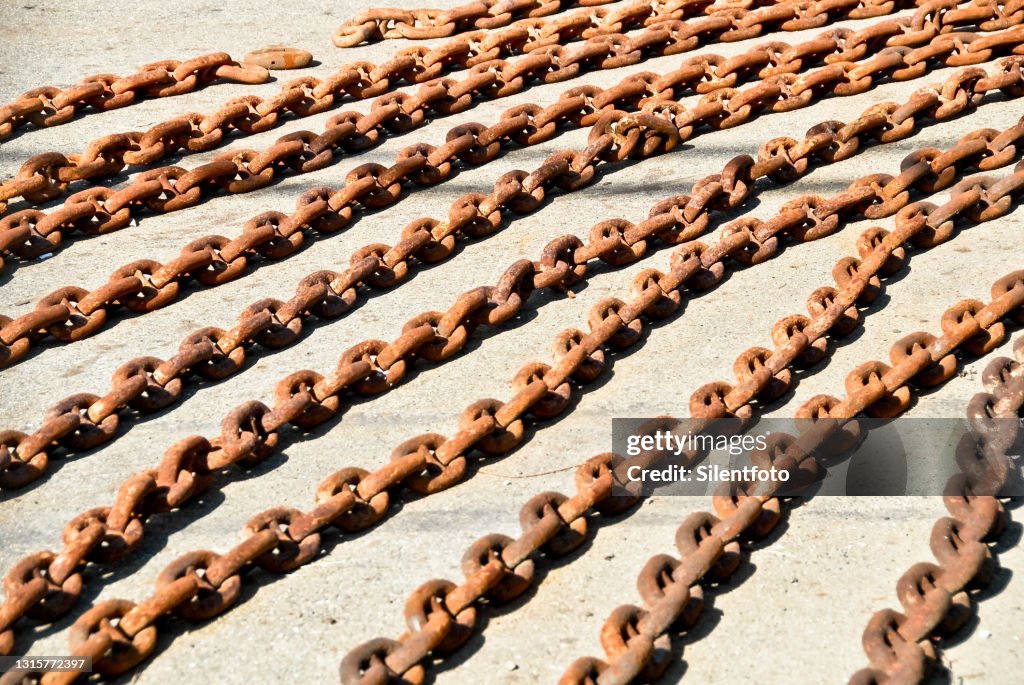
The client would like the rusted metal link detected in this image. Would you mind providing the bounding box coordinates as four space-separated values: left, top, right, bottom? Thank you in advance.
344 184 1024 685
0 52 269 141
6 65 1020 492
13 107 1024 684
0 0 946 246
3 30 1019 372
243 46 314 70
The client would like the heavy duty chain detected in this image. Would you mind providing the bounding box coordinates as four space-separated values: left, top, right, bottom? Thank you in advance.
0 0 949 260
334 0 621 46
556 327 1024 679
556 275 1024 682
7 107 1024 684
337 177 1024 685
0 53 269 142
2 63 1020 492
847 349 1023 683
0 0 924 216
2 34 1019 376
558 351 1023 685
330 0 952 46
0 61 1005 666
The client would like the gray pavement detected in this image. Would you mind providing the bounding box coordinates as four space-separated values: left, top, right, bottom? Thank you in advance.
0 1 1022 683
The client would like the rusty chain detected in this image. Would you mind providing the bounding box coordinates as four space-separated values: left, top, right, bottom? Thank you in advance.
2 6 1015 679
330 0 956 46
3 62 1021 491
0 0 946 255
3 75 995 659
339 175 1024 685
0 52 269 142
561 327 1024 679
849 338 1023 684
8 97 1024 684
1 0 926 216
557 175 1024 679
334 0 622 46
0 65 998 665
0 0 718 213
3 32 1020 375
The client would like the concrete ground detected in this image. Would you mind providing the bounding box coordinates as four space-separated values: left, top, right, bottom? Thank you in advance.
0 1 1022 683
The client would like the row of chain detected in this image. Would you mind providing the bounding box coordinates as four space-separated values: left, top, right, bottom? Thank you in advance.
2 74 953 653
559 345 1024 685
2 60 1018 490
0 53 268 140
26 166 1024 685
559 255 1024 684
332 0 759 46
2 29 1019 371
334 0 626 45
0 0 695 210
330 0 953 45
2 3 1020 683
